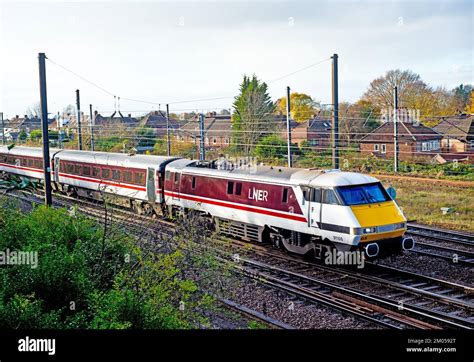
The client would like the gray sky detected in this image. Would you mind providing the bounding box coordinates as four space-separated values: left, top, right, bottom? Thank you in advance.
0 0 473 119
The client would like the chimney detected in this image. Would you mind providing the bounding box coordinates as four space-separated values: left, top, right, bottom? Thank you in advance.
154 111 158 116
24 114 28 119
128 113 131 118
94 110 98 116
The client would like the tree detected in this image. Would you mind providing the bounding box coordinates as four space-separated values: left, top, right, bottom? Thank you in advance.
363 69 429 111
29 129 42 142
276 92 318 122
232 74 275 154
254 134 287 160
26 102 41 118
18 130 27 142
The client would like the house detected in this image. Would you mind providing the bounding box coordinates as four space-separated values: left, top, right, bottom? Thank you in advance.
433 114 474 154
179 113 232 149
359 120 442 160
91 112 139 137
292 117 332 148
138 111 184 138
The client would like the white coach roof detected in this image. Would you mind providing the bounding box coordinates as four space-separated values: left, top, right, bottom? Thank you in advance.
181 161 380 187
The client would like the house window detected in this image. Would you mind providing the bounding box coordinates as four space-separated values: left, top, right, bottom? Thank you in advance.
470 140 474 149
422 142 428 151
224 138 229 144
192 176 196 189
205 137 209 145
282 188 289 203
416 143 421 152
227 181 234 194
374 144 379 152
213 138 217 144
235 183 242 196
381 144 386 154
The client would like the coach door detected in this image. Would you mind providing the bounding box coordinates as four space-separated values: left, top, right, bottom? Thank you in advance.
309 187 322 229
172 172 181 200
53 158 60 183
147 168 156 203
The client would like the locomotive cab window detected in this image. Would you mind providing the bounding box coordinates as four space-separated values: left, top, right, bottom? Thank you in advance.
227 181 234 194
322 189 339 205
311 188 322 203
282 188 288 203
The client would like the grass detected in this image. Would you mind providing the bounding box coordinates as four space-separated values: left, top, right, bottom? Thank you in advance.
378 177 474 232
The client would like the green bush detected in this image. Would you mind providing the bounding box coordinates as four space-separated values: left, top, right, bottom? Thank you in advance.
0 202 209 329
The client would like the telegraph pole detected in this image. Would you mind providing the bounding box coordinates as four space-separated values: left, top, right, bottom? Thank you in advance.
89 104 95 151
286 86 293 167
166 104 171 156
76 89 83 150
1 112 4 145
199 113 205 161
331 53 339 169
38 53 52 206
393 86 399 173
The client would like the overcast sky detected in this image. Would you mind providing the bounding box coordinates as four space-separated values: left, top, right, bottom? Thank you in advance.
0 0 472 119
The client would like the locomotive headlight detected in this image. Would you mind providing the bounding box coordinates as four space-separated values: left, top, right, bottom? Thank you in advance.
351 227 376 235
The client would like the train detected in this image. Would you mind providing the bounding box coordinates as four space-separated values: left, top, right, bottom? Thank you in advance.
0 146 415 259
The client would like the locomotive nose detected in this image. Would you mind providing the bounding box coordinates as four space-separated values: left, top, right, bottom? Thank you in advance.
402 237 415 250
365 243 379 258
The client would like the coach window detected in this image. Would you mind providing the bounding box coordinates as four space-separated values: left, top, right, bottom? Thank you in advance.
135 172 145 185
102 168 111 179
124 171 132 183
112 169 121 181
227 181 234 194
92 167 100 178
28 159 34 168
192 176 196 189
282 188 289 203
323 189 339 205
83 166 91 176
66 163 74 174
20 158 27 166
235 183 242 196
74 164 82 175
34 160 41 169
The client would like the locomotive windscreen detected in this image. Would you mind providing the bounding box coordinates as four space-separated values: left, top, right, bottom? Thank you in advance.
336 183 391 206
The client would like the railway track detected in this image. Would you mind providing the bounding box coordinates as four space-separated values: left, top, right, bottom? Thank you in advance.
407 223 474 266
215 238 473 330
5 190 473 330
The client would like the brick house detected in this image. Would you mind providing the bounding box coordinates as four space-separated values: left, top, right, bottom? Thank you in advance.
292 117 332 148
359 121 442 160
179 113 232 150
433 114 474 154
138 111 184 138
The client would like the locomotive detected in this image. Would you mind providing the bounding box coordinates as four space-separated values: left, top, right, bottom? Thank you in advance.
0 146 414 258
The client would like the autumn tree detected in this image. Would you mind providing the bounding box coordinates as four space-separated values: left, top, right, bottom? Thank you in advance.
276 92 319 122
232 75 275 154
